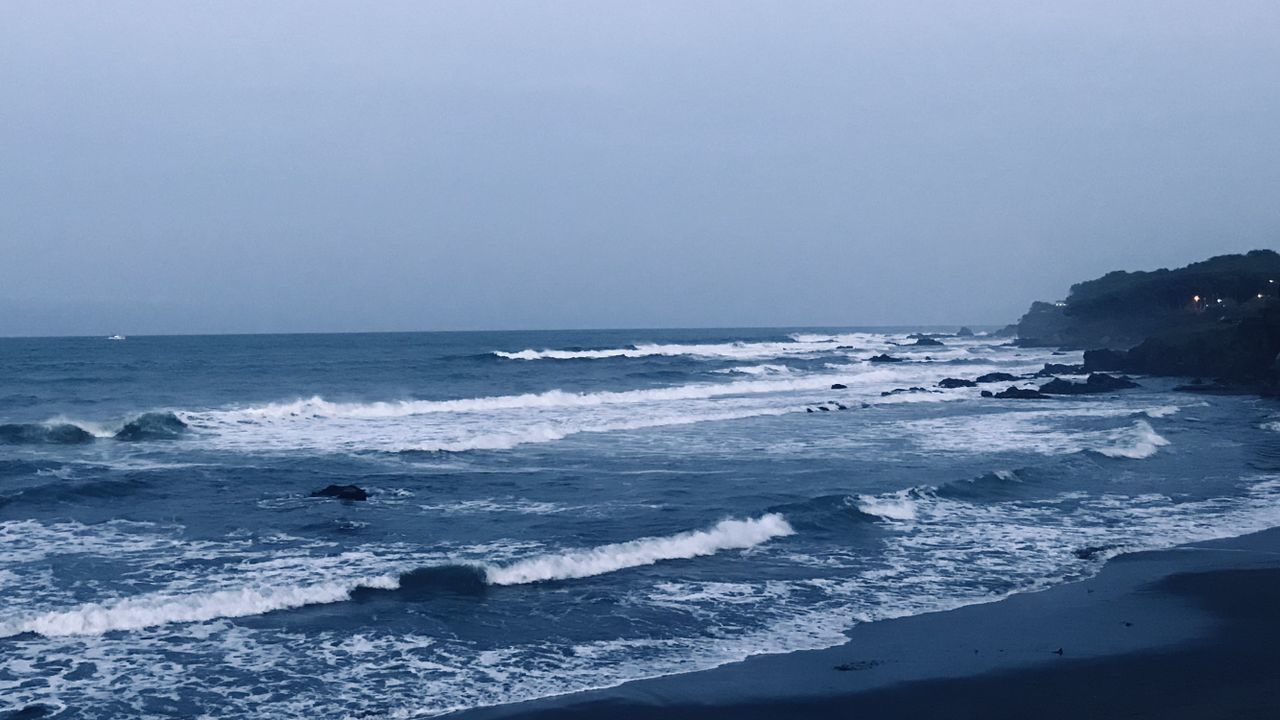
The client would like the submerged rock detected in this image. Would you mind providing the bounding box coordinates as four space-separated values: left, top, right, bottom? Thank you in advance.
881 387 933 397
868 354 903 363
975 372 1019 383
830 383 848 390
992 386 1050 400
911 336 945 347
1040 373 1140 395
1035 363 1086 377
937 377 978 389
311 484 369 501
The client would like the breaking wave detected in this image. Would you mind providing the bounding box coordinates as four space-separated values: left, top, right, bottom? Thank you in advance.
0 412 187 445
0 423 95 445
210 377 871 421
1093 420 1170 459
0 515 793 638
484 514 794 585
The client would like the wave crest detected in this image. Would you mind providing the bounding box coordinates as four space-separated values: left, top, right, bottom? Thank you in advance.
484 514 794 585
0 515 793 637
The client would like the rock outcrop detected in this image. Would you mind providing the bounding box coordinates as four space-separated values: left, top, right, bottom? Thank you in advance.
311 485 369 501
1012 250 1280 350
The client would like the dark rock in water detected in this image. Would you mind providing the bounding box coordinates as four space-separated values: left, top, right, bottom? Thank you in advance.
1123 302 1280 392
956 326 975 337
868 354 903 363
975 372 1019 383
1039 373 1139 395
938 378 978 389
836 345 855 350
1073 544 1118 560
0 423 95 445
881 387 934 397
860 402 872 409
806 408 814 413
833 660 882 672
911 336 945 347
311 484 369 501
114 412 187 441
992 386 1050 400
830 383 848 390
818 405 830 411
1039 378 1083 394
1035 363 1086 377
980 390 993 398
1087 373 1139 391
1083 349 1128 372
835 403 848 410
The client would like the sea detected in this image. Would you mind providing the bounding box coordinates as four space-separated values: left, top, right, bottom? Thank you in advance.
2 328 1278 719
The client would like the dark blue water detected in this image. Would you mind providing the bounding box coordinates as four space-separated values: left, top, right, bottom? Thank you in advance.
2 329 1278 718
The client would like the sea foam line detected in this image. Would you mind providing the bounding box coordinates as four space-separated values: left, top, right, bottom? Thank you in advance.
188 373 906 422
484 514 794 585
0 515 793 638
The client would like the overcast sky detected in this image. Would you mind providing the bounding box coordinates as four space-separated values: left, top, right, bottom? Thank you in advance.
2 1 1277 336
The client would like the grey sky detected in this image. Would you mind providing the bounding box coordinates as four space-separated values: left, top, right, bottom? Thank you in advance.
2 1 1278 336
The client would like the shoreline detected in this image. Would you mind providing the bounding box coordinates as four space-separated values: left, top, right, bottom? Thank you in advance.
456 527 1280 719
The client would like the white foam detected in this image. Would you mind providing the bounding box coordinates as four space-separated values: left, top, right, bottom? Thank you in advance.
1095 420 1170 459
856 492 919 521
0 576 400 638
901 412 1172 460
494 337 877 362
0 515 793 638
484 514 794 585
713 364 795 377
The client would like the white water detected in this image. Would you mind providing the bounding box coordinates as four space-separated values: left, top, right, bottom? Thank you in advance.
485 514 794 585
0 515 794 638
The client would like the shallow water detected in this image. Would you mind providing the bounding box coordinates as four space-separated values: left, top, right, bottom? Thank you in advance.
1 328 1277 718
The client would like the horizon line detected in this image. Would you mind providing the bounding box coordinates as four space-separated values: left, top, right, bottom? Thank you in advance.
0 322 1007 341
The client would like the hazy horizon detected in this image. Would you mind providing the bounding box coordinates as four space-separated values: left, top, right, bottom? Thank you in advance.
3 1 1278 337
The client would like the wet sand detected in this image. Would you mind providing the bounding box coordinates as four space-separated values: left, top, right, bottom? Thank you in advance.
458 527 1280 719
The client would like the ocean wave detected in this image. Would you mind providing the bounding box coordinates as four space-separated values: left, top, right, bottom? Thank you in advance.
712 364 795 377
1093 420 1170 459
903 412 1172 460
0 515 792 638
0 412 188 445
199 376 868 421
484 514 793 585
396 408 795 453
492 334 894 362
0 423 95 445
855 491 920 521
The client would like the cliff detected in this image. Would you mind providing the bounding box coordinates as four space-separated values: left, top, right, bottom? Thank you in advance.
1012 250 1280 392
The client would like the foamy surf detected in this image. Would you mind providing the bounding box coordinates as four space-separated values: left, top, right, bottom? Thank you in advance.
484 514 794 585
0 515 794 638
1095 420 1170 459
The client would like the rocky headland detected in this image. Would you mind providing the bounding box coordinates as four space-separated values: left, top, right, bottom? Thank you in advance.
1008 249 1280 395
